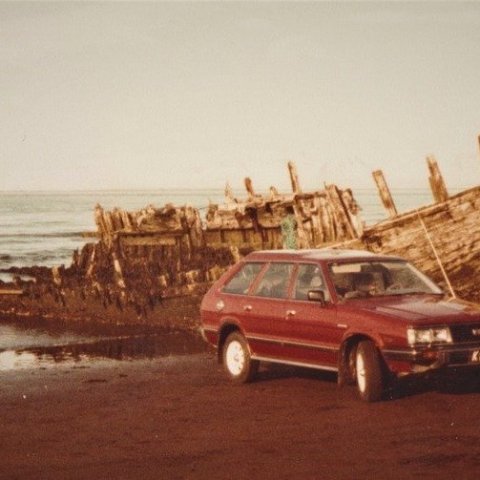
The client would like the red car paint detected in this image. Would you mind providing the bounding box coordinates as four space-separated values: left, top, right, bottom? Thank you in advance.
200 249 480 397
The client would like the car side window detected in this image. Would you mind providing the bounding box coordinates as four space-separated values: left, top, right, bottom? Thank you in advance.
252 263 294 299
222 263 264 295
294 264 330 301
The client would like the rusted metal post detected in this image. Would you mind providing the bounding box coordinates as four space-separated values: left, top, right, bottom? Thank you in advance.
287 161 302 194
372 170 398 218
427 156 449 203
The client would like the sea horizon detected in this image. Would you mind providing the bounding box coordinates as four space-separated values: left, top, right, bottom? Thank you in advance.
0 184 472 194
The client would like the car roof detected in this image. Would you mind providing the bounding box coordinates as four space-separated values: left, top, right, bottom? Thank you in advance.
244 248 405 263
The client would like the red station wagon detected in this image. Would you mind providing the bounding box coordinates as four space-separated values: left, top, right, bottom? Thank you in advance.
200 249 480 401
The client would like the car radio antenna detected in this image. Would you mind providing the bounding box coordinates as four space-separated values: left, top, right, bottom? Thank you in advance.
415 209 456 299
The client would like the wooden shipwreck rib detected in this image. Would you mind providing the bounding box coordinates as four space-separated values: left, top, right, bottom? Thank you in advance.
2 146 480 328
0 162 363 328
348 160 480 302
74 161 363 302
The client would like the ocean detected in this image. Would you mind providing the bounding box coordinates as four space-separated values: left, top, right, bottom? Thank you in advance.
0 187 443 272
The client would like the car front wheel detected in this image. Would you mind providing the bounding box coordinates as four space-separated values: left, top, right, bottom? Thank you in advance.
355 340 385 402
222 332 259 383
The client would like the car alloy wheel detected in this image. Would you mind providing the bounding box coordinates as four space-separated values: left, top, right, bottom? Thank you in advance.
225 340 245 376
222 332 259 383
356 349 367 393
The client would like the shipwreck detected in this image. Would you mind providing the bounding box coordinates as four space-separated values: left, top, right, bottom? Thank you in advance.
1 144 480 330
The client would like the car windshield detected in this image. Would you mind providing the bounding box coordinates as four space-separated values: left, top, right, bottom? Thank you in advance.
329 260 443 300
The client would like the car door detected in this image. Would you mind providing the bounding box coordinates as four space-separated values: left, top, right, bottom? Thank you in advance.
242 262 294 359
219 261 266 337
273 263 343 369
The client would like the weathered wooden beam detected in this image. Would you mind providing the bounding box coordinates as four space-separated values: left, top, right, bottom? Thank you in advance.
341 189 364 237
287 161 302 194
224 182 235 203
112 251 126 289
52 266 62 287
244 177 255 200
427 155 449 203
120 235 177 247
372 170 398 218
120 210 133 231
0 289 23 295
269 186 280 200
325 184 356 239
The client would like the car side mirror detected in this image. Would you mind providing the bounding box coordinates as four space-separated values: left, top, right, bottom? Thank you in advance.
308 289 326 306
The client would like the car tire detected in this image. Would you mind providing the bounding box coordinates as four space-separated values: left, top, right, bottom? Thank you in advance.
355 340 385 402
222 332 259 383
343 343 358 385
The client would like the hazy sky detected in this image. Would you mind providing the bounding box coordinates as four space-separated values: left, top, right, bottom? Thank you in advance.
2 2 480 192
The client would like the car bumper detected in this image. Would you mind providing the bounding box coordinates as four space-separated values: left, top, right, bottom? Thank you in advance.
200 325 218 347
383 344 480 373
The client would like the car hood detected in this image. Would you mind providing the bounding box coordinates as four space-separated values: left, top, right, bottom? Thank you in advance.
352 295 480 325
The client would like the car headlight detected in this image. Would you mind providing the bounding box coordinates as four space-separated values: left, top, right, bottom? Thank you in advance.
407 327 452 346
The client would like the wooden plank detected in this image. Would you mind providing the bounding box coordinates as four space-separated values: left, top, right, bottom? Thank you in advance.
244 177 255 200
120 235 177 246
427 156 449 203
287 161 302 194
0 289 23 295
224 182 235 203
223 230 244 246
324 184 356 239
269 186 280 200
206 241 265 250
372 170 398 218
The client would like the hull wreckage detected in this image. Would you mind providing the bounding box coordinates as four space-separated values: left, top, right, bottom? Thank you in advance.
2 150 480 330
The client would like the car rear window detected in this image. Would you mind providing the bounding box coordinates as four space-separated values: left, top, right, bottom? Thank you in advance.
222 263 264 295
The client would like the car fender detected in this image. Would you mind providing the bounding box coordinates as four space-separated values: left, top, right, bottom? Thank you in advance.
337 329 388 387
216 317 248 362
342 329 386 350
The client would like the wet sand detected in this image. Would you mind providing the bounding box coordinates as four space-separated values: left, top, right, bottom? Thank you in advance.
2 353 480 480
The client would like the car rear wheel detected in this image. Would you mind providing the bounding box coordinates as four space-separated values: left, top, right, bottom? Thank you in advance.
223 332 259 383
355 340 384 402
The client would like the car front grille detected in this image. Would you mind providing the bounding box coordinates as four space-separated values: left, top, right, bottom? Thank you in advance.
450 323 480 343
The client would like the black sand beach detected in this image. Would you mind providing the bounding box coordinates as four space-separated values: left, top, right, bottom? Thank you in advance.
2 352 480 480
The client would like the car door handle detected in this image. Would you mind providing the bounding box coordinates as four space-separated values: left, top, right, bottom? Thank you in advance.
285 310 296 319
244 305 252 312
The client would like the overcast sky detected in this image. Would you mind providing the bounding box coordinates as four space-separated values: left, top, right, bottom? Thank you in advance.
2 2 480 192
